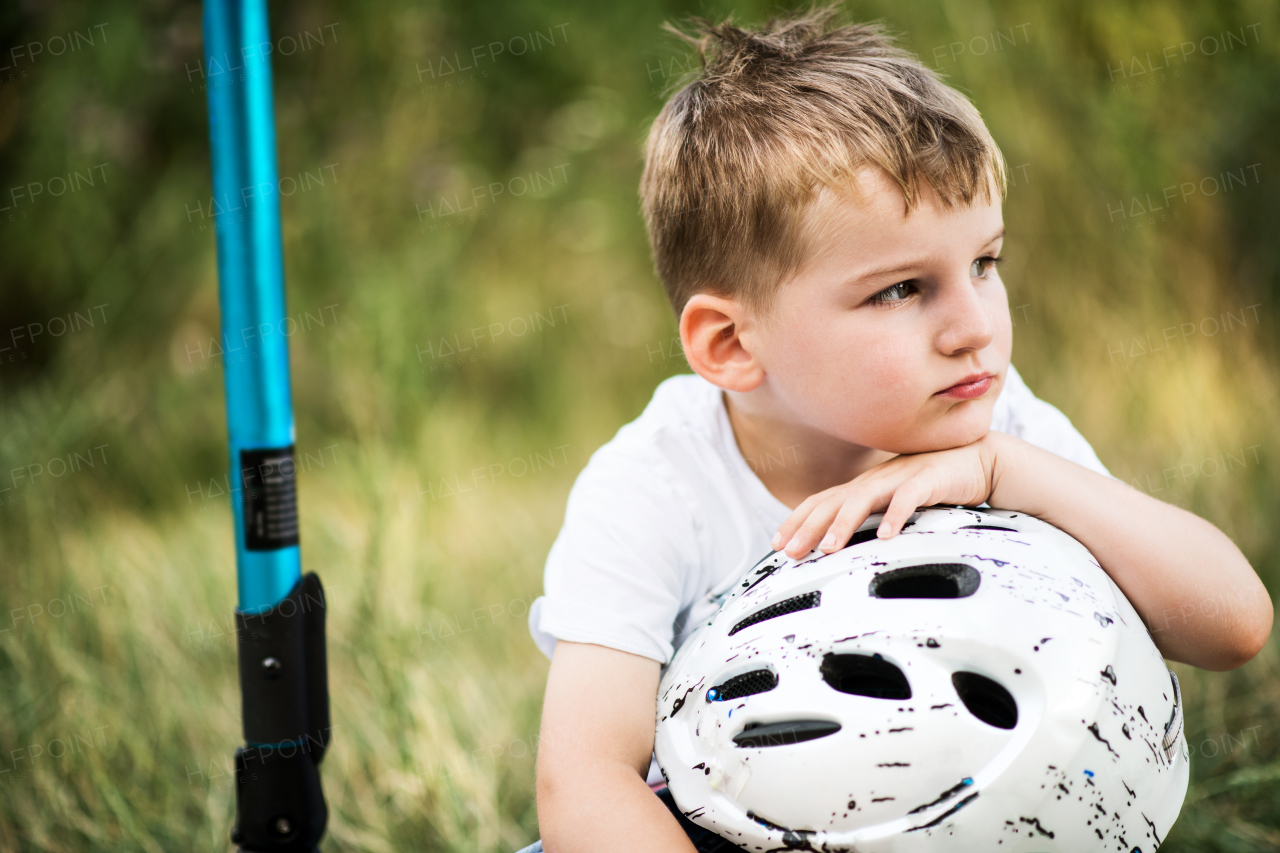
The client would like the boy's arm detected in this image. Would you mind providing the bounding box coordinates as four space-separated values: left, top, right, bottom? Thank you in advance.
536 640 698 853
772 431 1273 672
983 433 1272 671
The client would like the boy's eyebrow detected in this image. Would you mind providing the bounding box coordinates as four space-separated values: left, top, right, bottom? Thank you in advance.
846 226 1007 287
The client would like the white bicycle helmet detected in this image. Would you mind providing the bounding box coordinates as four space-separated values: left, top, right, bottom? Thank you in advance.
654 506 1188 852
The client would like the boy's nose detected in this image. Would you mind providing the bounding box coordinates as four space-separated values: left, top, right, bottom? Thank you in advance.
933 280 996 354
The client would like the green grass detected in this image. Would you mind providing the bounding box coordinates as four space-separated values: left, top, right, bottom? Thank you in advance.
2 0 1279 849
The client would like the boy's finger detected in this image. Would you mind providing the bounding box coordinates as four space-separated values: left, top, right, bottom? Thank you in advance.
819 500 875 553
878 480 931 537
771 511 808 550
772 473 902 555
783 494 849 558
791 482 897 558
772 508 814 553
771 490 835 550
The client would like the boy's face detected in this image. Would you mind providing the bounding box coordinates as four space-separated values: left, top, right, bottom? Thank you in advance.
743 167 1010 455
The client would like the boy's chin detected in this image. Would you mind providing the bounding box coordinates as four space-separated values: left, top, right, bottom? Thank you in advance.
889 413 993 454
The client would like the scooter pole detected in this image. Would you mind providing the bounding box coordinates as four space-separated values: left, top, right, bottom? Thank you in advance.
202 1 330 850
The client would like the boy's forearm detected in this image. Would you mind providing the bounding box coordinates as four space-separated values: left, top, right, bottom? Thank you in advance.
537 762 698 853
987 432 1273 671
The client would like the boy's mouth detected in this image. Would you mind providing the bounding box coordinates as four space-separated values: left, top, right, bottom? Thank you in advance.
934 372 994 399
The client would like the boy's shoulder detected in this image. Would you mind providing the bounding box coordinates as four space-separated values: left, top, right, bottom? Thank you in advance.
584 372 726 473
533 374 746 667
557 370 774 559
614 372 721 441
993 364 1115 480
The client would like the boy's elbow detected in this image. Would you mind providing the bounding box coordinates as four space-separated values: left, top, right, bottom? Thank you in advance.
1208 554 1274 670
535 758 649 851
1234 601 1274 667
535 755 575 822
1210 596 1273 671
535 762 573 846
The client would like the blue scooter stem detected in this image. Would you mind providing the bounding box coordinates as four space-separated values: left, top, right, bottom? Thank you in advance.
203 3 331 850
203 0 299 614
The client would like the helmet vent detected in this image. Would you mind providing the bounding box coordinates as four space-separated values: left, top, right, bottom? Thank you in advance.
959 524 1017 532
869 563 981 599
732 719 841 748
710 669 778 702
847 527 881 547
821 653 912 700
952 671 1018 729
729 591 821 636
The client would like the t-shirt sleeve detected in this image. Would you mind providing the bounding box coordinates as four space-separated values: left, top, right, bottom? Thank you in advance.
528 448 699 666
994 363 1117 480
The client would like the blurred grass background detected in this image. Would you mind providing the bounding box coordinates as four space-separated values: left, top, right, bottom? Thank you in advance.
1 0 1279 849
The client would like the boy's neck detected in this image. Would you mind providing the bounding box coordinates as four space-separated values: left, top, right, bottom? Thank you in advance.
722 390 897 510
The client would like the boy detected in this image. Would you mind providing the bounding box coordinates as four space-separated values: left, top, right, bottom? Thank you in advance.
522 9 1272 852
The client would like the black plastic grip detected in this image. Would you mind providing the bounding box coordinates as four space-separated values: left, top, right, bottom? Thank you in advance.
231 744 326 852
232 572 330 852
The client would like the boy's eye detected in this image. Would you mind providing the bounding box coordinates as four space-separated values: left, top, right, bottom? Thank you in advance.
869 256 1002 305
869 281 915 305
971 255 1004 279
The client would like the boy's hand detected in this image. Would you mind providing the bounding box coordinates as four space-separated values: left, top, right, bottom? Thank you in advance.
771 432 1005 560
768 429 1271 670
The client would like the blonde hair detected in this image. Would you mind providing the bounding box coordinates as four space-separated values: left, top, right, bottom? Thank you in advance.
639 6 1007 319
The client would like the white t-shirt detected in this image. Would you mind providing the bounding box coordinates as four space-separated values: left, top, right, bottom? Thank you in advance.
527 365 1113 783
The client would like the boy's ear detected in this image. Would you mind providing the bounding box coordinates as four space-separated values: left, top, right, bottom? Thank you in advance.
679 293 765 392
